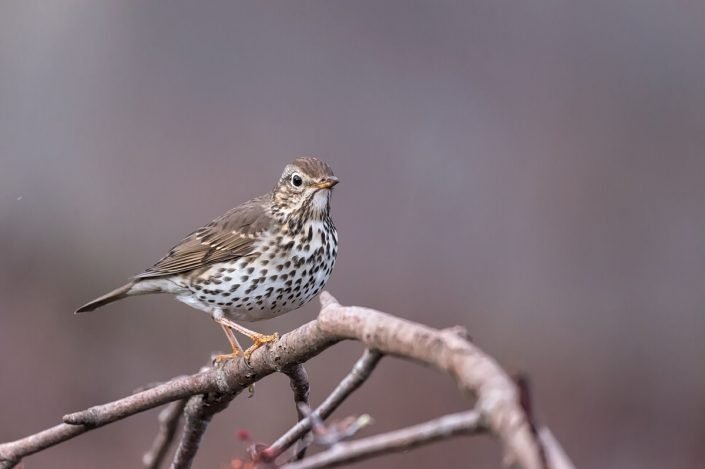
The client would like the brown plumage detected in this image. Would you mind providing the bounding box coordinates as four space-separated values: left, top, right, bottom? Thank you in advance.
76 156 339 360
75 283 133 312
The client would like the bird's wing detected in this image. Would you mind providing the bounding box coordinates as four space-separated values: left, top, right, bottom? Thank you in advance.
135 196 273 279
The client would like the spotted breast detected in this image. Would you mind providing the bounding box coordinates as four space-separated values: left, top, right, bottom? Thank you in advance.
177 217 337 321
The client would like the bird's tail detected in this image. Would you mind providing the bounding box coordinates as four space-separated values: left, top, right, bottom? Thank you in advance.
75 282 135 313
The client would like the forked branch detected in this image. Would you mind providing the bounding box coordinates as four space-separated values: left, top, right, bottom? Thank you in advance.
261 349 383 463
0 292 573 469
142 399 187 469
281 410 485 469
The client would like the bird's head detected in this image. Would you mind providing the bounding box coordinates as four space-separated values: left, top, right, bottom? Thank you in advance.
272 156 339 223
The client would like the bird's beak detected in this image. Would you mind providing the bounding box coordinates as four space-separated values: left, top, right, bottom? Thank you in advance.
315 176 340 189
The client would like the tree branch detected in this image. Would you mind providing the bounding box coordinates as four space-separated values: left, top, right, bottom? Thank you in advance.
261 349 383 463
142 399 186 469
280 410 485 469
0 292 572 469
170 391 235 469
282 364 311 421
281 364 311 460
315 293 548 468
0 424 85 469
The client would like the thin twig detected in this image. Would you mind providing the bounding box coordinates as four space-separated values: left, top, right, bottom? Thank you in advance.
280 410 486 469
261 349 383 463
142 399 187 469
298 404 372 448
61 372 215 427
538 428 576 469
170 392 236 469
0 424 85 469
282 364 310 421
516 374 548 468
281 364 310 460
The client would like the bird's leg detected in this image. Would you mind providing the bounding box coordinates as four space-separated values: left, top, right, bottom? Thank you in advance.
212 324 245 364
212 323 256 396
215 317 279 361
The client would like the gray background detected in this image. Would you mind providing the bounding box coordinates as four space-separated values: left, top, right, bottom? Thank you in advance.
2 1 704 468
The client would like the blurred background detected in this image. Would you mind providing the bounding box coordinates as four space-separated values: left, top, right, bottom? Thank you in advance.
1 1 704 468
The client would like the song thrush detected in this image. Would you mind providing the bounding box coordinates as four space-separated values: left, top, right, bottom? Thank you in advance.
76 156 339 361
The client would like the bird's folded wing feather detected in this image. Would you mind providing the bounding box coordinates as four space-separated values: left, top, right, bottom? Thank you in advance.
135 196 272 278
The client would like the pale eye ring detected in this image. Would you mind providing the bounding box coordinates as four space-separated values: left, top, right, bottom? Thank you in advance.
291 173 303 187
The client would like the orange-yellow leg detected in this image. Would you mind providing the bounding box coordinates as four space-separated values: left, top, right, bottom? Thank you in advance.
215 317 279 361
212 324 245 364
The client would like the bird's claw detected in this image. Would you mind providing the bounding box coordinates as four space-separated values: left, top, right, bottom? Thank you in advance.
243 332 279 362
212 351 241 366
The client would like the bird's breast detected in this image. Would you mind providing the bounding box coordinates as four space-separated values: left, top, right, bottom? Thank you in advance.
186 219 337 322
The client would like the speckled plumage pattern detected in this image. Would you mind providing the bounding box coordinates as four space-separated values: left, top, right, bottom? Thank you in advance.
76 157 339 356
173 216 337 321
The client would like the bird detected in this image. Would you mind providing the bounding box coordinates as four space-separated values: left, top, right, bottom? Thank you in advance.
76 156 339 362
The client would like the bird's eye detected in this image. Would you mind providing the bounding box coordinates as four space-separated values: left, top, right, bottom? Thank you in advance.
291 173 303 187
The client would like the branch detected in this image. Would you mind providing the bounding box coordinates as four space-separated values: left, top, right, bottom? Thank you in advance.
171 392 236 469
315 293 550 469
142 399 187 469
282 364 310 421
0 291 572 469
281 364 311 460
539 428 575 469
0 424 85 469
0 318 335 467
262 349 383 463
280 410 485 469
515 374 575 469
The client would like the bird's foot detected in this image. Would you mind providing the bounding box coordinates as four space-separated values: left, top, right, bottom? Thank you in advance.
212 350 241 365
243 332 280 362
